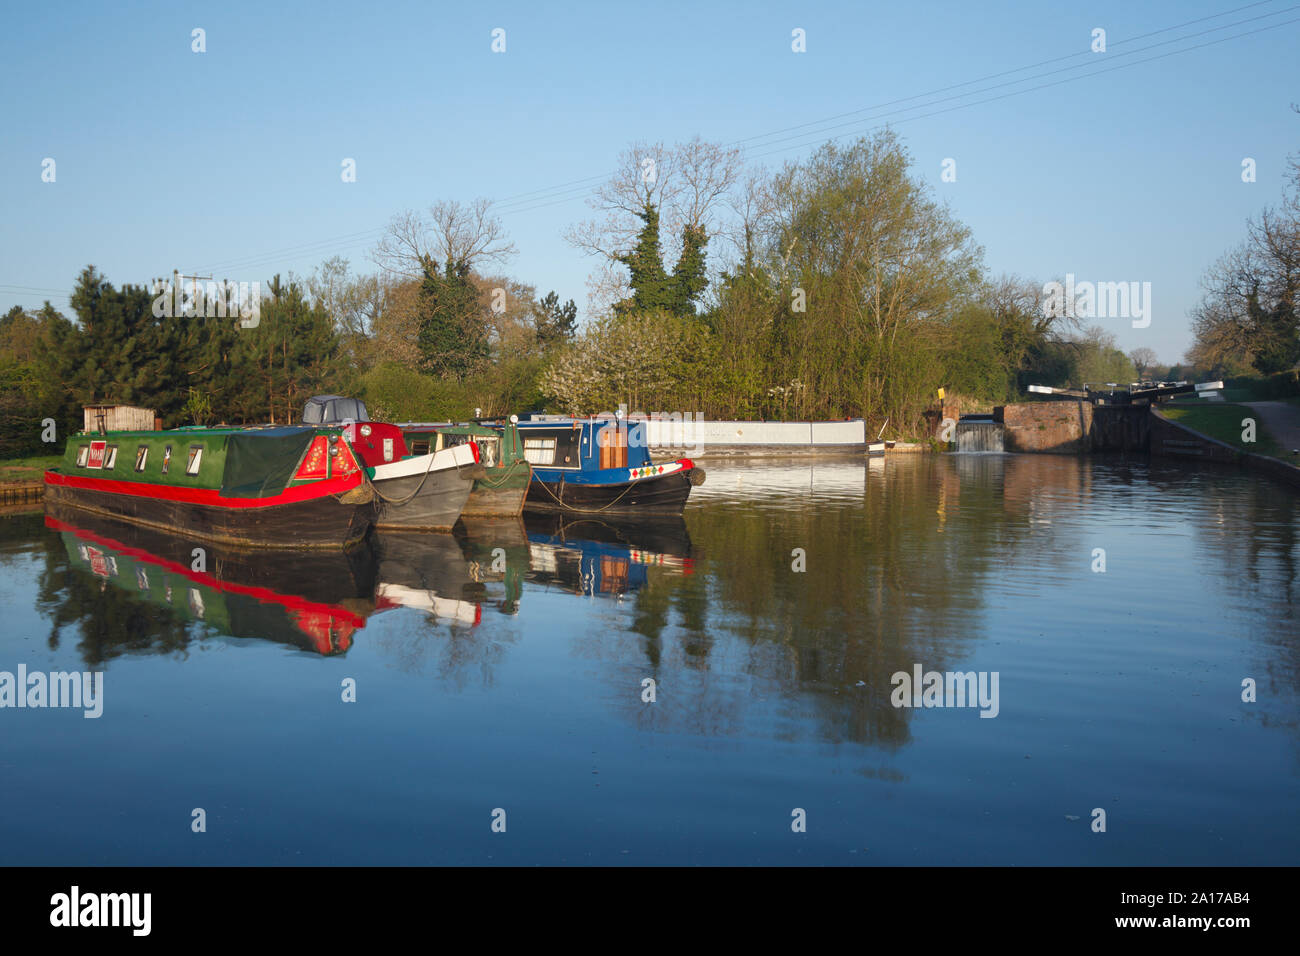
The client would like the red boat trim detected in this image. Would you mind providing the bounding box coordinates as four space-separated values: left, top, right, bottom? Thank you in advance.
44 515 368 629
44 469 363 508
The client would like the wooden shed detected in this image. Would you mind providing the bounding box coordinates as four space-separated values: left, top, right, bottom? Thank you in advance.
83 404 159 433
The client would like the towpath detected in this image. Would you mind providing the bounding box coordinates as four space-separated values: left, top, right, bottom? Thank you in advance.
1244 401 1300 455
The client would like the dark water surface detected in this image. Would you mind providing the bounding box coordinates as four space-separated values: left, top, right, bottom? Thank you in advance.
1 454 1296 865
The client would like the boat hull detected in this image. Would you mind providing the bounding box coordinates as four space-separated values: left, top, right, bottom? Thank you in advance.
462 462 531 517
370 448 479 532
43 474 373 550
524 467 696 517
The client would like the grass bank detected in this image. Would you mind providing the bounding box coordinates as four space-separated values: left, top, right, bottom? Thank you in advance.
1161 404 1284 458
0 455 61 483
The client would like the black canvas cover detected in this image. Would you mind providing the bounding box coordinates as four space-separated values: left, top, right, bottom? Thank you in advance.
221 428 318 498
302 395 368 424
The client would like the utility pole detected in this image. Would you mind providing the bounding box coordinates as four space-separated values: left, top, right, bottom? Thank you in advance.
177 271 213 316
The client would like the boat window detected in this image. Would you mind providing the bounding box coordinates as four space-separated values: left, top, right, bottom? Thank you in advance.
104 446 118 470
161 445 172 474
523 437 556 465
76 445 89 467
302 402 323 424
523 430 581 468
477 438 499 467
186 446 203 475
410 440 430 456
134 446 148 471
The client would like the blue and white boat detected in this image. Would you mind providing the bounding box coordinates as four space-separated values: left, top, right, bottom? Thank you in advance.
513 415 704 516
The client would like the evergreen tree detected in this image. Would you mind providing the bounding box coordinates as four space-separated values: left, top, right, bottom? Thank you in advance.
614 205 710 317
614 205 675 314
416 259 489 379
670 224 708 316
63 266 157 406
533 291 578 346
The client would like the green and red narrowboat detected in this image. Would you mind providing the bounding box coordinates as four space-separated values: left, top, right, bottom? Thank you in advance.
43 425 374 549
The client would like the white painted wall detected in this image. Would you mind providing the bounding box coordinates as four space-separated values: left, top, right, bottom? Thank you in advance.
642 419 864 447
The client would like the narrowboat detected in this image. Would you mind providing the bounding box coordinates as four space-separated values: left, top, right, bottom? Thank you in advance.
515 415 704 517
400 420 531 517
46 505 376 656
44 425 374 549
301 396 481 532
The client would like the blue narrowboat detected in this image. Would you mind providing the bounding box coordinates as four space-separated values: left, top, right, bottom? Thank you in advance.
514 415 704 516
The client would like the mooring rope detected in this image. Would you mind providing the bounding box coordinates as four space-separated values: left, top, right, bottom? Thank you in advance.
368 449 447 507
532 469 658 515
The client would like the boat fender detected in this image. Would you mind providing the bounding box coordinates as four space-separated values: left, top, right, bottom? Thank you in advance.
689 467 707 486
337 482 375 504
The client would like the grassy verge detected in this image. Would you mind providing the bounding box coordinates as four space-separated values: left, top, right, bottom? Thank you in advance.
1161 404 1284 458
0 455 62 482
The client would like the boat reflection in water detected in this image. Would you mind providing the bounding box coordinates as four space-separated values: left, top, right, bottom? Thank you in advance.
45 503 697 666
522 513 694 598
372 516 531 624
46 504 377 657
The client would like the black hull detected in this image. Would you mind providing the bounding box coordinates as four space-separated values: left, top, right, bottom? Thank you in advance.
524 469 695 516
44 481 373 550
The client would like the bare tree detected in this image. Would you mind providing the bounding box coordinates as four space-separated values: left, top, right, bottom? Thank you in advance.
675 135 744 231
719 166 777 269
564 141 680 262
1129 347 1159 379
373 198 517 279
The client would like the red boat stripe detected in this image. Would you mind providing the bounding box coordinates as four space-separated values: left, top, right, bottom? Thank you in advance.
44 515 368 629
44 469 363 508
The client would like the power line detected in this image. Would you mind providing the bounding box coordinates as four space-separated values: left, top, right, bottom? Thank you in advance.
735 3 1300 156
4 1 1296 297
212 1 1300 273
745 12 1300 162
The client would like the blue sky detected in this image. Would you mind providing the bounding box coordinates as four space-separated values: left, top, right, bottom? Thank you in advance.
2 0 1297 364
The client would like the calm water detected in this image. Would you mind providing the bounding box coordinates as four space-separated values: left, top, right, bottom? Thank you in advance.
1 454 1297 865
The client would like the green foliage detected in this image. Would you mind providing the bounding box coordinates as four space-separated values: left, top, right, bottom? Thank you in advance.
614 206 711 318
181 387 213 427
1225 368 1300 400
415 260 489 379
943 304 1016 401
1248 286 1299 374
359 361 475 422
532 291 577 346
540 310 716 414
670 224 708 316
1024 327 1136 389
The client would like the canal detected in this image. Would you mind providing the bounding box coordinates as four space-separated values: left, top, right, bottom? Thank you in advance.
1 454 1296 865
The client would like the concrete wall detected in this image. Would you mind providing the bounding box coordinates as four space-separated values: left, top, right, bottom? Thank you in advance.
644 418 866 457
